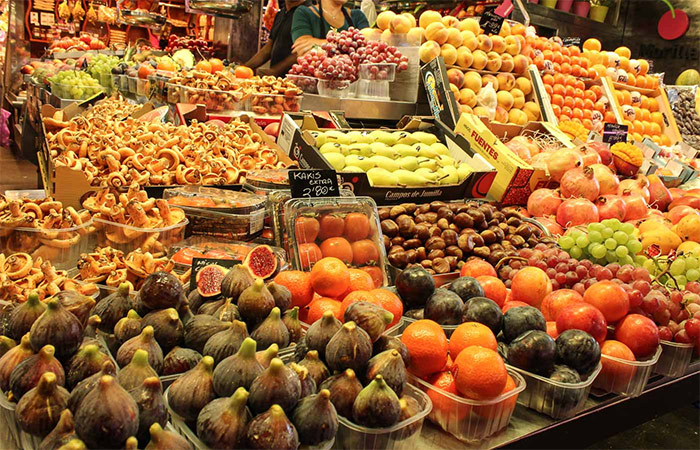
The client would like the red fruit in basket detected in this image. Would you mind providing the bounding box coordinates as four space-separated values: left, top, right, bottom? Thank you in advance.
475 276 507 307
511 267 552 309
501 301 529 313
340 269 376 299
615 314 659 358
459 259 497 278
351 240 379 266
243 245 278 279
318 214 345 241
583 280 629 323
597 340 636 392
343 213 370 242
295 217 320 244
658 326 673 341
298 243 323 270
359 266 383 288
171 248 205 265
540 289 583 321
556 303 607 344
425 371 469 419
320 237 353 264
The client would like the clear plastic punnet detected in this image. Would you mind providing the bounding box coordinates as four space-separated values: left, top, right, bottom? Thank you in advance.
359 63 397 82
93 217 187 255
653 339 694 378
248 92 303 115
171 84 248 112
286 74 319 94
592 345 663 397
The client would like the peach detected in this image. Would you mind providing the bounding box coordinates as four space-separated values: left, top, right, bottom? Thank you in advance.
471 50 488 70
495 105 509 123
425 22 448 45
447 68 465 89
499 21 511 37
482 74 499 91
441 44 458 66
456 47 474 69
512 54 529 74
446 28 463 47
459 18 480 35
449 83 460 101
462 32 479 52
496 72 516 91
508 108 528 125
491 36 507 54
459 104 474 115
408 27 425 45
486 52 502 72
376 11 396 31
524 101 541 121
390 14 413 34
515 77 532 95
419 10 443 29
459 88 477 107
477 35 493 52
442 15 460 28
401 12 417 28
463 72 482 93
497 90 515 111
419 40 441 63
359 28 382 41
380 29 393 43
500 54 514 73
511 88 525 109
505 35 522 56
473 106 491 118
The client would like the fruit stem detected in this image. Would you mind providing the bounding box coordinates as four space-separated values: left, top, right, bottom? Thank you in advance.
495 256 528 271
118 282 130 295
659 0 675 18
237 338 258 358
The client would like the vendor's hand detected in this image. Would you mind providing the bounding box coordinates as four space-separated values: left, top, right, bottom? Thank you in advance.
256 67 275 76
292 36 326 56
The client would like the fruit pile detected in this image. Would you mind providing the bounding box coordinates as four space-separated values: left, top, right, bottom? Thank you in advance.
48 34 107 53
87 54 121 83
48 70 103 99
613 87 671 146
163 35 213 54
558 219 643 267
541 73 614 131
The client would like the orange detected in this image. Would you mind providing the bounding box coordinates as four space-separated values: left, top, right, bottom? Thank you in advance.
551 92 565 106
574 98 585 109
551 104 561 117
298 243 322 269
648 97 659 112
195 60 213 73
545 84 554 97
510 267 552 308
156 59 176 71
320 237 353 264
310 257 350 298
648 122 661 135
582 118 593 130
472 374 518 419
661 134 671 146
449 322 497 357
453 346 507 400
597 340 637 392
543 74 555 86
553 73 566 85
274 270 314 308
614 46 631 59
359 266 383 288
590 85 603 100
369 288 403 327
565 85 575 98
583 38 601 52
426 371 470 419
563 96 575 109
650 111 663 126
638 59 649 75
553 84 565 96
622 90 632 106
208 58 224 72
627 76 636 87
138 64 156 79
604 111 616 123
234 65 254 78
636 75 647 89
476 276 507 307
306 297 343 323
401 320 449 377
339 290 377 318
339 268 375 299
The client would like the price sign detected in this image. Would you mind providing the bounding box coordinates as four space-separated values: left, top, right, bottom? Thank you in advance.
189 258 241 292
479 11 505 36
562 37 581 47
289 169 339 199
421 56 460 130
602 123 628 145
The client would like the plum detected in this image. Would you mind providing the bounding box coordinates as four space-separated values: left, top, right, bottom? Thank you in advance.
449 277 484 303
462 297 503 335
395 266 435 309
502 306 546 343
549 365 585 411
507 330 556 376
424 289 463 325
555 329 601 377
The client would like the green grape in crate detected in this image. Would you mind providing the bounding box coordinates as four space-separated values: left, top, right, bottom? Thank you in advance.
559 219 643 266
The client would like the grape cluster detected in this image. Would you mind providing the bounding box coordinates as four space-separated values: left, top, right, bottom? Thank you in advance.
640 252 700 289
289 49 358 82
164 35 212 53
87 54 120 86
558 219 644 267
322 28 367 58
48 71 103 100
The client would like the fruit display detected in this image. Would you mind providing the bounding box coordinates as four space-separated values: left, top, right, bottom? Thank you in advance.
86 54 121 89
163 35 214 54
667 86 700 150
542 74 616 132
48 71 104 100
48 34 108 53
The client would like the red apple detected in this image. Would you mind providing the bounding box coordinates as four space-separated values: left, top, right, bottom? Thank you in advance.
615 314 659 358
459 259 497 278
556 303 607 343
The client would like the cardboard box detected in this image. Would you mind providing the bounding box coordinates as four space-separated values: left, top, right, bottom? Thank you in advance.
279 113 496 205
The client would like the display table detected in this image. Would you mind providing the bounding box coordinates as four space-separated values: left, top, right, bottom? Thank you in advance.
301 95 421 121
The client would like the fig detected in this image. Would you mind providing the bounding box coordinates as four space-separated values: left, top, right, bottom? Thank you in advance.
555 329 601 377
118 349 159 392
162 346 202 376
0 335 16 357
10 345 65 400
184 315 232 354
373 335 410 367
124 437 138 450
56 439 87 450
508 330 556 376
0 334 34 391
292 389 338 446
186 289 207 314
141 308 184 351
82 315 102 346
114 310 142 345
196 265 227 298
503 306 547 343
463 297 503 335
213 298 241 322
246 404 298 450
116 326 164 374
244 245 278 280
298 350 330 386
7 292 46 340
267 282 292 312
196 387 251 449
325 322 372 374
305 310 342 355
144 423 192 450
404 309 424 320
220 265 254 300
196 298 224 316
318 369 363 418
38 409 76 450
131 292 151 317
92 283 132 333
288 363 317 398
53 290 96 327
203 319 248 364
213 338 263 397
352 375 401 428
68 360 117 413
395 395 423 440
15 372 69 437
344 302 393 343
30 299 83 361
256 343 279 368
65 344 107 390
251 307 290 349
365 350 407 396
248 358 301 414
140 272 185 311
178 303 194 325
425 288 464 325
449 276 485 302
238 279 275 326
395 266 435 309
132 377 168 445
168 356 216 422
282 307 303 343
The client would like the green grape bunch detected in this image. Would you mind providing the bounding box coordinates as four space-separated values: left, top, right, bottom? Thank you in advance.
559 219 644 266
48 70 103 100
639 250 700 290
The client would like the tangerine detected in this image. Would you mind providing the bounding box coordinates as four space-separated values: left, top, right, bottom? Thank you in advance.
195 60 213 73
343 213 370 241
552 84 566 96
340 268 376 299
449 322 498 357
511 267 552 308
339 290 377 317
426 371 469 419
298 243 322 269
351 239 380 266
234 65 254 78
453 346 507 400
476 276 507 307
583 38 602 52
208 58 224 72
310 257 350 298
472 374 518 419
320 237 353 264
138 64 156 79
307 297 343 323
597 340 636 392
370 288 404 327
401 319 449 377
274 270 314 308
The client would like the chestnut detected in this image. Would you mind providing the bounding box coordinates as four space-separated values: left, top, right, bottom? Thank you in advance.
467 208 485 223
473 246 491 259
437 218 450 230
445 256 459 271
441 229 458 247
458 234 476 253
420 259 432 269
480 229 497 245
437 207 454 221
380 219 399 238
415 247 427 261
425 236 446 251
427 249 445 260
424 212 438 224
401 203 418 215
397 216 416 238
446 245 463 260
415 214 428 224
416 203 430 214
515 224 532 240
389 205 407 219
389 245 404 254
378 208 390 221
388 251 409 268
383 235 391 249
454 213 474 229
414 224 431 242
432 257 450 274
430 201 448 212
405 249 418 263
404 238 422 249
390 236 405 246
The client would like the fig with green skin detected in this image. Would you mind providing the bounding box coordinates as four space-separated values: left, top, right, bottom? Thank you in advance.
373 335 410 367
220 264 254 300
144 423 192 450
318 369 363 418
292 389 338 446
197 387 251 449
184 315 231 354
132 377 168 445
365 350 407 396
282 307 303 343
288 363 317 398
238 279 275 326
53 290 96 327
38 409 77 450
117 349 159 392
203 319 248 365
124 437 138 450
248 358 301 415
325 322 372 374
298 350 330 387
141 308 184 351
246 405 299 450
214 298 241 322
344 302 393 343
0 334 34 392
162 347 202 376
267 282 292 312
213 338 263 397
68 360 117 413
7 292 46 340
305 310 342 356
251 307 290 349
168 356 216 422
0 335 16 358
395 395 423 440
114 310 142 345
92 283 132 333
139 272 185 311
16 372 70 438
256 343 279 368
30 299 84 361
65 344 107 390
57 440 86 450
116 326 164 374
352 375 401 428
197 299 225 316
10 345 65 400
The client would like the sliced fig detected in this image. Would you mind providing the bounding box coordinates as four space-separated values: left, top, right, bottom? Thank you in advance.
196 265 227 298
244 245 278 279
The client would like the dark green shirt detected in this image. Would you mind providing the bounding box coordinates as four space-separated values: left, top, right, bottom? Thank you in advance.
291 5 369 41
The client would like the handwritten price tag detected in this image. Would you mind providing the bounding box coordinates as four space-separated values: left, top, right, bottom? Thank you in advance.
289 169 339 199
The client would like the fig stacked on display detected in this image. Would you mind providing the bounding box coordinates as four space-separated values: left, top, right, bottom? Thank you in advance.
558 219 644 267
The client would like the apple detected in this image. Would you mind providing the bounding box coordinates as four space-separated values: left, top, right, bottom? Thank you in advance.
615 314 659 358
556 303 608 343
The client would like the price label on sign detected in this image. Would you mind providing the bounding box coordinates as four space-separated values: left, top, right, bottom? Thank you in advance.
289 169 340 199
602 123 628 145
479 11 505 36
562 37 581 47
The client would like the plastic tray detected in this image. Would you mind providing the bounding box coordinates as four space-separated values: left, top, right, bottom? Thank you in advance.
509 362 602 419
286 74 319 94
168 236 288 271
592 345 663 397
359 63 397 82
243 169 291 192
248 92 303 115
357 79 391 100
184 207 264 241
408 370 525 442
653 340 695 378
137 77 149 97
335 382 431 450
318 80 356 99
0 391 21 450
128 76 138 94
169 83 247 112
398 316 459 337
164 185 266 213
93 217 187 255
50 81 105 100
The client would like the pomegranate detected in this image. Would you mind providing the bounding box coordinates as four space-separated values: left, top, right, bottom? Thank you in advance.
560 166 600 201
527 188 562 217
620 190 649 221
547 149 583 182
590 164 619 195
534 216 565 236
618 176 650 203
579 146 602 167
596 195 627 221
585 141 613 166
556 198 599 228
667 205 700 225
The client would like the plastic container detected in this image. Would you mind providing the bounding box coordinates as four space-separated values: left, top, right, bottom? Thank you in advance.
3 190 46 201
318 79 356 98
0 391 21 450
286 74 319 94
127 76 138 94
509 362 602 419
93 217 188 255
248 92 303 115
357 80 391 100
243 169 291 195
408 371 525 442
164 185 266 212
168 235 288 272
654 340 695 378
592 345 663 397
335 382 431 450
175 84 248 112
50 81 105 100
117 74 129 92
136 77 149 97
359 63 397 82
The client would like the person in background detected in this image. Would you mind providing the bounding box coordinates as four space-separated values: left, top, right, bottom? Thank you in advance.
291 0 369 56
360 0 377 27
244 0 306 76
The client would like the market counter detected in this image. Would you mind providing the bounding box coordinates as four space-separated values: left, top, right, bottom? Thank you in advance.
300 94 425 122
